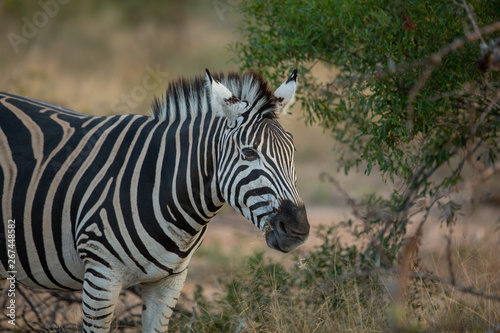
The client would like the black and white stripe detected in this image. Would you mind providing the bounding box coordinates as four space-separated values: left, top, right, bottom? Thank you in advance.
0 69 309 332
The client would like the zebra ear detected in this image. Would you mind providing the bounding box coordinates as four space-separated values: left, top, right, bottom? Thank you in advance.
274 68 297 116
205 69 243 127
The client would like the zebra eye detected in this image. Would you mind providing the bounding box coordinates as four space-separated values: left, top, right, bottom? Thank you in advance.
242 147 258 161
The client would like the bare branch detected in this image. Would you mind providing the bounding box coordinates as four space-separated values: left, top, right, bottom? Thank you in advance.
407 21 500 129
451 0 486 45
486 322 500 333
321 267 500 303
445 226 456 285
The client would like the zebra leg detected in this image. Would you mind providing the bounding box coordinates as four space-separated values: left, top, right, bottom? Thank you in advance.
141 269 188 332
81 269 122 332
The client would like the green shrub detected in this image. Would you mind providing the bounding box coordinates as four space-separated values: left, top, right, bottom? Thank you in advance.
230 0 500 269
174 1 500 332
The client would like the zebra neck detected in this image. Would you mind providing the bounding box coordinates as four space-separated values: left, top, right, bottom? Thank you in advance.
154 113 225 231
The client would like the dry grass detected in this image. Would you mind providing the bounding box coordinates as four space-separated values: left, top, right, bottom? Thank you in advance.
180 238 499 333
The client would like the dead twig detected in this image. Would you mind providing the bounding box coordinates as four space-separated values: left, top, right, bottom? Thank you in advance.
486 321 500 333
319 172 392 268
16 284 44 324
445 226 456 286
321 267 500 303
406 21 500 130
451 0 486 45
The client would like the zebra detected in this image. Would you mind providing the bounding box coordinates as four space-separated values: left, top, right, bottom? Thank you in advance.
0 68 309 332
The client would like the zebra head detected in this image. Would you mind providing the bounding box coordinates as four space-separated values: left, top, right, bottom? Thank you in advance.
206 69 309 252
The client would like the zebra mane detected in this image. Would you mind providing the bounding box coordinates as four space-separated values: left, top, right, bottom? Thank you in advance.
150 71 278 121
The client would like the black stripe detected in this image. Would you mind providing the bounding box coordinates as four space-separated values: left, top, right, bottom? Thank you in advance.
78 249 111 269
86 268 110 281
83 286 110 302
82 317 106 329
83 300 114 312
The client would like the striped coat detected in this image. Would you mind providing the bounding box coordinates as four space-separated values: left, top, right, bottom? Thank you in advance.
0 69 309 332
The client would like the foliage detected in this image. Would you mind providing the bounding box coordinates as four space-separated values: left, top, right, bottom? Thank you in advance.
233 0 499 177
200 1 500 331
232 0 500 268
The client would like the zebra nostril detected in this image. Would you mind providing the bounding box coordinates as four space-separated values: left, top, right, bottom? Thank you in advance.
277 221 287 235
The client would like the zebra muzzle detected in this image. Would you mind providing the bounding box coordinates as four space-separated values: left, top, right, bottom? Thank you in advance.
265 200 309 253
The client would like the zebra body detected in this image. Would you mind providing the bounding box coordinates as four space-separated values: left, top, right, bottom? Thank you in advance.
0 69 309 332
